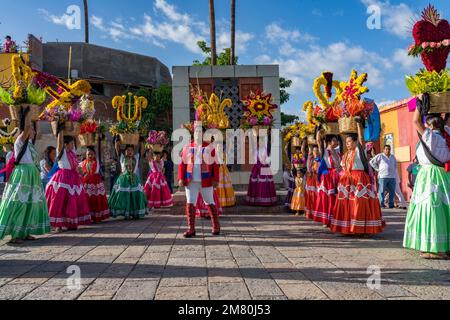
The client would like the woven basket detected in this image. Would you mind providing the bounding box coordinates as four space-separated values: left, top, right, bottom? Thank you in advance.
9 104 41 122
323 122 339 136
51 121 80 136
151 144 164 153
339 117 358 134
307 134 317 146
429 92 450 114
291 136 302 147
120 133 140 146
79 133 98 147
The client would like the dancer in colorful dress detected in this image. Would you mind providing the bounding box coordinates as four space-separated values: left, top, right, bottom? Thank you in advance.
403 111 450 259
290 168 306 216
305 144 321 219
144 150 173 209
178 132 221 238
313 132 341 227
0 115 50 243
46 131 91 232
217 162 236 208
247 140 277 207
108 140 148 219
80 146 110 223
40 146 56 188
330 118 384 236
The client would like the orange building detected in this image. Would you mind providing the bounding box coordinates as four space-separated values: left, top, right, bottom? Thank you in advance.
379 98 418 201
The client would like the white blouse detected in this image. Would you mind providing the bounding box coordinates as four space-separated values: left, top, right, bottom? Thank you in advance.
416 126 450 166
57 149 73 170
14 139 34 164
120 154 140 175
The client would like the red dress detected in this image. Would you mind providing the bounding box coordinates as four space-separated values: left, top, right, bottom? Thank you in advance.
305 156 320 219
81 159 110 223
144 160 173 208
312 149 341 226
330 146 385 235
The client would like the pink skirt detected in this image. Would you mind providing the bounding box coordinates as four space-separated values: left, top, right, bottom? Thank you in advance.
196 189 223 218
144 172 173 208
46 169 91 229
247 163 277 206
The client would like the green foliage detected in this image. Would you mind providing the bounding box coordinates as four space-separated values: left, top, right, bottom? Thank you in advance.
280 77 292 105
0 87 15 105
193 41 238 66
281 112 299 127
0 85 47 106
27 85 47 105
405 69 450 95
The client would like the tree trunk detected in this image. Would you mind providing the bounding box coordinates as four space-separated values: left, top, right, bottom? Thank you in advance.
208 0 217 65
83 0 89 43
230 0 236 65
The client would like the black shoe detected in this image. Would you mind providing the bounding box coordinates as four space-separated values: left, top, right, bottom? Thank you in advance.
212 230 221 236
183 231 196 238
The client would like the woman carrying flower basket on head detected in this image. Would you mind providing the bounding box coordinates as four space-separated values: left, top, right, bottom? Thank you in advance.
0 110 51 244
109 138 148 219
330 117 384 236
312 131 342 227
403 110 450 260
46 128 91 232
304 142 321 220
80 146 110 223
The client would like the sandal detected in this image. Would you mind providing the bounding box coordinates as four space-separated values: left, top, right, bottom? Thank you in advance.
420 252 447 260
8 238 24 245
25 236 37 241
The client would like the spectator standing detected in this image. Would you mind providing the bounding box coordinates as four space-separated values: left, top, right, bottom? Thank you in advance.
407 157 420 192
3 36 17 53
370 145 398 209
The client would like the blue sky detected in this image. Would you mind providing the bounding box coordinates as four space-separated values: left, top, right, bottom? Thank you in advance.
1 0 449 119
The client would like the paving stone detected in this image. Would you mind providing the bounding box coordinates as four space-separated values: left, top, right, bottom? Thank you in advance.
22 285 86 300
114 280 159 300
279 282 329 300
155 286 209 300
0 284 38 300
208 282 251 300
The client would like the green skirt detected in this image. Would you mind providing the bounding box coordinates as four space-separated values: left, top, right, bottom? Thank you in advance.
0 164 51 240
403 165 450 254
108 173 148 219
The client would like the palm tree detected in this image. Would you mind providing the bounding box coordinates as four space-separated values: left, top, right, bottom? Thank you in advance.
230 0 236 65
83 0 89 43
208 0 217 65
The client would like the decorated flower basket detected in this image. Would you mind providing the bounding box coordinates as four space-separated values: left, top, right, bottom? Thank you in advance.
9 104 41 122
51 121 80 137
307 134 317 146
429 91 450 113
79 133 98 147
151 144 164 153
338 117 358 134
322 122 340 136
291 136 302 147
120 133 140 146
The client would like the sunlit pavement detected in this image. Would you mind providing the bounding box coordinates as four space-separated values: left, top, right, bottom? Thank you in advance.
0 209 449 300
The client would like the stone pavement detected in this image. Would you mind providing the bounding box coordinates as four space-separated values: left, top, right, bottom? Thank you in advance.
0 209 449 300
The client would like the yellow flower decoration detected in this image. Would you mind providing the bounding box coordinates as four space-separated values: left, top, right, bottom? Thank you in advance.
302 101 317 132
338 69 369 103
11 54 33 100
243 90 277 120
313 72 343 109
45 80 92 111
112 93 148 123
197 93 232 129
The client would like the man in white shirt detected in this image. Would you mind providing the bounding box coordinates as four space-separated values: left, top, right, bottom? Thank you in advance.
369 145 398 209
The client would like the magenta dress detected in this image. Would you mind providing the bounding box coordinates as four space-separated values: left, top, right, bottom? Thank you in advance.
196 189 223 218
46 149 91 229
246 147 277 207
144 160 173 208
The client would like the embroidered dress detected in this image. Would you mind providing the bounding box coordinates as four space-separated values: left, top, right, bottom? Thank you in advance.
403 127 450 254
247 146 277 207
330 145 384 235
312 148 341 226
108 154 148 219
290 177 306 212
0 139 50 239
305 156 320 219
196 188 223 218
80 159 110 223
46 149 91 229
144 160 173 208
217 164 236 207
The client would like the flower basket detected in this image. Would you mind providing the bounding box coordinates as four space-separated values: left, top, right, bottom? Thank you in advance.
322 122 340 136
79 133 98 147
339 117 358 134
9 104 41 122
150 144 164 153
307 134 317 146
429 91 450 114
120 133 140 146
293 163 306 170
51 121 80 136
291 136 302 147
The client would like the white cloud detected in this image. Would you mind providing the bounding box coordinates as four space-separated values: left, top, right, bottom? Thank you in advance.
392 48 420 70
90 15 132 42
38 8 79 30
361 0 415 38
218 31 254 53
265 23 316 43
